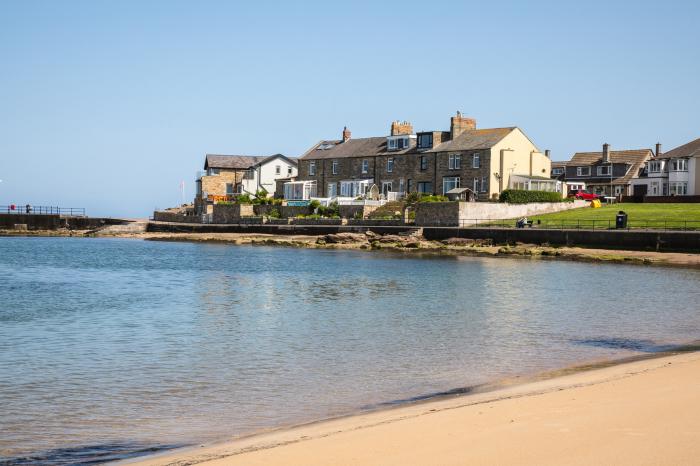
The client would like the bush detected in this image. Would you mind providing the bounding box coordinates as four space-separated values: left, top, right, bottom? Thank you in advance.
268 208 281 219
236 194 252 204
404 192 448 204
308 200 321 212
418 195 449 203
499 190 563 204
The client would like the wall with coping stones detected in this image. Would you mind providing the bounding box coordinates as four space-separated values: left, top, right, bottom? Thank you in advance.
153 212 201 223
416 200 588 226
212 204 255 223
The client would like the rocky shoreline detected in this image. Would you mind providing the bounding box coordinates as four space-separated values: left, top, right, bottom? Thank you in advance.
3 228 700 268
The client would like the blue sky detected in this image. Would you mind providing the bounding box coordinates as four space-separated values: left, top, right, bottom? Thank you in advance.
1 0 698 217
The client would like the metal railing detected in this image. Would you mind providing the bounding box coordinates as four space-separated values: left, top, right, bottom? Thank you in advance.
457 219 700 231
1 205 86 217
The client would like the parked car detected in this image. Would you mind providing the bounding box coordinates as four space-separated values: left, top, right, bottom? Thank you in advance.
571 190 602 200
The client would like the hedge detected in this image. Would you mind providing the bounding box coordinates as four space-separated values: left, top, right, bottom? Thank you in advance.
499 189 563 204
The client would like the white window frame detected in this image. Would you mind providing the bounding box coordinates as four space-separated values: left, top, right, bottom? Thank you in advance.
332 160 339 175
472 153 480 168
448 154 461 170
443 176 460 195
417 133 432 149
648 160 661 173
388 139 397 150
309 161 316 176
576 166 591 176
361 159 369 174
480 176 487 193
669 182 688 195
381 181 392 195
327 182 338 197
275 165 281 175
552 168 564 175
671 159 688 172
387 158 394 173
597 165 612 176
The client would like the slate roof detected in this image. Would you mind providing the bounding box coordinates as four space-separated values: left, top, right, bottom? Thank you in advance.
655 137 700 159
299 127 517 160
428 127 515 153
299 137 415 160
204 153 296 169
569 149 652 185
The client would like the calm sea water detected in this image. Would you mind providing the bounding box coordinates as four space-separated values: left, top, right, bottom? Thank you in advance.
1 237 699 464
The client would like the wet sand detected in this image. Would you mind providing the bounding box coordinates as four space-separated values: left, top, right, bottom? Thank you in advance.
124 351 700 466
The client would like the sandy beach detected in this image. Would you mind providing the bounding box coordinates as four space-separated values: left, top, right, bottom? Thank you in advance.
124 350 700 466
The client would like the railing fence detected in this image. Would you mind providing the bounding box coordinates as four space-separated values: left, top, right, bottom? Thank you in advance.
1 205 86 217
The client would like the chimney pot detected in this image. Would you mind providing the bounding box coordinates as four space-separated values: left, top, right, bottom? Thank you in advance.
545 149 551 158
390 120 414 136
655 143 662 157
602 143 610 163
342 126 351 143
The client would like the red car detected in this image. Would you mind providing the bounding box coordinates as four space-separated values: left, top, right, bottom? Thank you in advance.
572 190 602 200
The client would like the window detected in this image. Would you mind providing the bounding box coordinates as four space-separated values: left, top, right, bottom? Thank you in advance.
398 137 408 149
388 139 396 150
472 153 480 168
287 166 293 176
332 160 339 175
443 176 460 194
327 182 338 197
309 161 316 176
420 156 428 171
473 178 480 193
225 183 234 195
597 165 611 176
448 154 461 170
387 158 394 173
417 181 432 194
669 182 688 195
552 168 564 175
275 165 281 175
648 160 662 173
382 181 392 196
207 168 220 175
417 133 433 149
480 177 488 193
399 178 405 193
671 159 688 171
576 167 591 176
651 181 659 195
361 159 369 174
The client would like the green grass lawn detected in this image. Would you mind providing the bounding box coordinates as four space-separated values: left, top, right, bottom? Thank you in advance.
522 203 700 230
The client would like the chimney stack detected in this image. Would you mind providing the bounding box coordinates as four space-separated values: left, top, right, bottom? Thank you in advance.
655 142 662 157
390 120 414 136
602 143 610 163
342 126 351 143
450 111 477 139
545 149 551 158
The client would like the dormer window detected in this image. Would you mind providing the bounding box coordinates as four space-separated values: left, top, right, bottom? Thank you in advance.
417 133 433 149
387 136 410 151
649 160 662 173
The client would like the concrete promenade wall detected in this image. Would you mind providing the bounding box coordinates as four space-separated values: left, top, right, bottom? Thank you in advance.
422 228 700 252
146 221 700 252
415 201 588 227
0 214 127 230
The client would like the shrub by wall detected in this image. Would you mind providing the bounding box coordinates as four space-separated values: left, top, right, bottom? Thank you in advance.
499 190 563 204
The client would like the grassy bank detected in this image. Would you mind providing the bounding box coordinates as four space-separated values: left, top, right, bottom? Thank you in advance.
525 203 700 229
